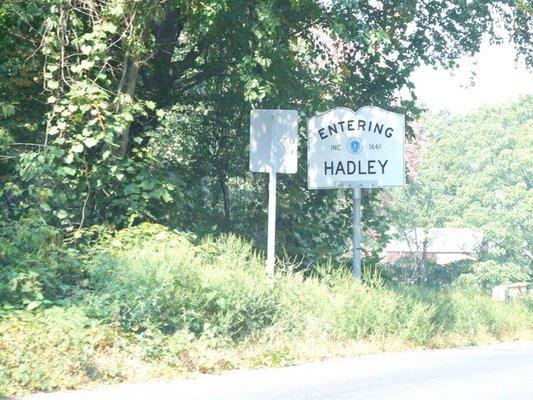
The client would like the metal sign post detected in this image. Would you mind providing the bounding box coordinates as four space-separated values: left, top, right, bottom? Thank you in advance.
267 168 277 276
266 114 278 276
352 187 362 279
250 109 298 276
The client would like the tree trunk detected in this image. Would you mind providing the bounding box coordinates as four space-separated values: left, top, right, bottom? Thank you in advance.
218 173 231 223
118 56 140 158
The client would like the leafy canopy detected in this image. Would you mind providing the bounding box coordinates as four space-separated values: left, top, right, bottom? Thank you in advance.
0 0 531 265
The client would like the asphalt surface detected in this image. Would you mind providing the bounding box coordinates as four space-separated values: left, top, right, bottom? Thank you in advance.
21 342 533 400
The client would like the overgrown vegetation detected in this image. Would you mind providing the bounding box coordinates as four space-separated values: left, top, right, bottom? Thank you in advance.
383 97 532 286
1 224 531 397
2 0 532 263
0 216 81 311
1 1 532 396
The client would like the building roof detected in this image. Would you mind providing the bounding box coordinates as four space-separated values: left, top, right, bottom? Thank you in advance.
385 228 483 254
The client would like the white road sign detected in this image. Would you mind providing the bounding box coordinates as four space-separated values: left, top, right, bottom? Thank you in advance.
250 109 298 174
249 108 299 276
308 106 405 189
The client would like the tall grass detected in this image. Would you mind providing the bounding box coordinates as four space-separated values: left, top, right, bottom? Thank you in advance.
82 223 532 344
1 223 531 396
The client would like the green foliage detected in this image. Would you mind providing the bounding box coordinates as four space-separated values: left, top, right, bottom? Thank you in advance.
83 223 279 339
381 256 472 288
0 0 174 230
1 2 532 394
385 97 533 287
0 307 97 396
330 274 438 345
1 225 532 396
2 0 530 266
405 288 532 340
420 98 532 265
455 261 531 291
0 306 222 397
0 215 81 311
81 224 533 346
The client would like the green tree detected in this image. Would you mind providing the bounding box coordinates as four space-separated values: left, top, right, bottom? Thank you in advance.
1 0 531 265
423 97 533 266
387 97 532 271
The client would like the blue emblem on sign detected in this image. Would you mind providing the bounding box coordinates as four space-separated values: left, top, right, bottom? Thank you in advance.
347 137 363 154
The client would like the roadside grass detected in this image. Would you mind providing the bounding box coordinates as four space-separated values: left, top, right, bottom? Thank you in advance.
1 224 531 397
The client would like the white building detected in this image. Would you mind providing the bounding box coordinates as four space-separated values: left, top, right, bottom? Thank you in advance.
385 228 483 265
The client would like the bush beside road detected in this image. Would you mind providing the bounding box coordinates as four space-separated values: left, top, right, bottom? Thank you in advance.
1 224 531 397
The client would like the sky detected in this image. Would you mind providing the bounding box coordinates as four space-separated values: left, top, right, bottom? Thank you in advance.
410 40 533 114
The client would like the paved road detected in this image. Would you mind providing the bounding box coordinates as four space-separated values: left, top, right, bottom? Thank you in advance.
22 342 533 400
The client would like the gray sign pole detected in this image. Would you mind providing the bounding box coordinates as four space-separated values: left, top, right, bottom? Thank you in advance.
266 170 276 276
352 187 362 279
266 115 277 276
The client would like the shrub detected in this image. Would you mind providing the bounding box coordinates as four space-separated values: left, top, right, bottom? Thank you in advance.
402 287 533 341
455 260 531 291
2 224 533 396
82 224 533 346
0 306 213 397
82 225 203 334
380 255 472 288
83 224 280 339
0 216 81 311
0 307 96 396
330 273 437 344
